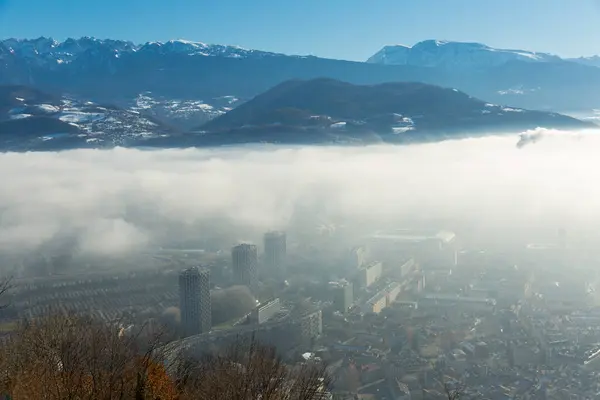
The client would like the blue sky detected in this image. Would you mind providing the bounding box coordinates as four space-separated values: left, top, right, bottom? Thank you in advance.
1 0 599 60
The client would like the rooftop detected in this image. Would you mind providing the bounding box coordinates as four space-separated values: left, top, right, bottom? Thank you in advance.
368 229 455 243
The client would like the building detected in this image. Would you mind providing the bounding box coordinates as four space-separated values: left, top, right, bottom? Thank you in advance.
179 267 211 337
232 243 259 293
250 298 282 324
356 261 382 288
363 291 388 314
419 294 496 312
264 231 286 276
331 281 353 312
386 282 402 304
361 282 402 314
346 245 369 269
367 229 457 268
165 308 323 358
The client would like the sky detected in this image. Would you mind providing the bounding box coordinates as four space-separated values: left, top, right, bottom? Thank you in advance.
0 0 599 61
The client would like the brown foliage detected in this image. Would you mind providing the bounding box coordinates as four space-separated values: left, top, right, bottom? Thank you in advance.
0 315 329 400
175 337 330 400
0 314 176 400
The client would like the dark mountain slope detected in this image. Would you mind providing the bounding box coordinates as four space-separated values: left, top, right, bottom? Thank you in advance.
198 79 590 145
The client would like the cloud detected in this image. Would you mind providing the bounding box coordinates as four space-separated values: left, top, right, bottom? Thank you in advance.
1 128 600 264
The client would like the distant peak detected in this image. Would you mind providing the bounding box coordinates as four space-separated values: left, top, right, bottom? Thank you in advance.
417 39 450 47
170 39 208 46
367 39 561 67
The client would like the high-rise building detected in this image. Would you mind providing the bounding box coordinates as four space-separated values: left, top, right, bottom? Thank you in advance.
249 298 282 324
356 261 382 288
179 267 211 337
332 281 353 312
264 231 286 276
232 243 259 293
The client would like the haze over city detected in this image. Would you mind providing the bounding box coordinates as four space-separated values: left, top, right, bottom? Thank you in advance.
4 1 600 399
2 128 600 260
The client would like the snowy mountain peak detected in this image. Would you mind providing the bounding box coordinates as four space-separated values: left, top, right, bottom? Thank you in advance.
367 40 562 68
0 37 137 64
137 39 275 58
0 37 279 65
2 37 59 56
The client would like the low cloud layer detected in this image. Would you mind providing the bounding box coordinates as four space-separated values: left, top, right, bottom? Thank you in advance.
2 128 600 261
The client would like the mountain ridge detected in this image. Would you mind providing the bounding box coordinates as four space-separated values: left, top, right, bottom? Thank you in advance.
3 37 600 125
181 78 593 147
1 81 593 151
367 40 565 68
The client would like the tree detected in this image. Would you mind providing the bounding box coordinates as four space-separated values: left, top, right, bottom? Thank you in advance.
442 378 466 400
0 314 177 399
0 277 11 309
175 337 331 400
0 312 330 399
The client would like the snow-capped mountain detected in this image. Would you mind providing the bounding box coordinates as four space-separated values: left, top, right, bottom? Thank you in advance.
366 40 563 68
3 36 600 115
0 37 281 67
0 37 137 66
136 39 280 58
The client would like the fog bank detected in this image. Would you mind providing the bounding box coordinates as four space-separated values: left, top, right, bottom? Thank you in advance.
1 128 600 259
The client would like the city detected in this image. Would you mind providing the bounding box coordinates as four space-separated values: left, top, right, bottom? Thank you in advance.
3 1 600 399
3 224 600 399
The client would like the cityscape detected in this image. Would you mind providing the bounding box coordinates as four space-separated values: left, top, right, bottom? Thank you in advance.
3 224 600 399
3 1 600 399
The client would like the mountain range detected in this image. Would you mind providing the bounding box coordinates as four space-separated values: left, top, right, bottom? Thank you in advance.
3 37 600 112
1 37 599 150
1 80 589 151
367 40 563 67
189 79 590 146
367 39 600 69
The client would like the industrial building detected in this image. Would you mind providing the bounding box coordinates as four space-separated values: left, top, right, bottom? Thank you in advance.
179 267 211 337
264 231 287 276
232 243 259 293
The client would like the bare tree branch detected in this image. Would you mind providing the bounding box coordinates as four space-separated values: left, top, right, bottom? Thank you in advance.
1 313 329 399
442 378 466 400
0 276 12 309
176 335 330 400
